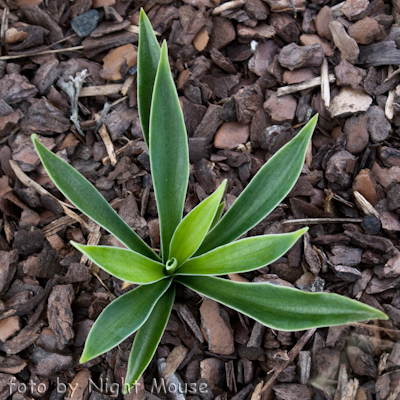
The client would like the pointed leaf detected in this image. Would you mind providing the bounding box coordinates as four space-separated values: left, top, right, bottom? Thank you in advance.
176 276 387 331
80 278 172 363
138 9 161 146
71 242 166 284
170 180 226 267
196 114 318 256
125 285 175 392
176 228 307 275
210 202 225 230
150 41 189 262
32 135 159 261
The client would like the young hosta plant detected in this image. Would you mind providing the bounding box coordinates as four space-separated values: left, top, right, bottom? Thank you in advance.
32 10 387 392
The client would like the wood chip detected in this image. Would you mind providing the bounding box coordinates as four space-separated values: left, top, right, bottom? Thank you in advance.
163 344 189 381
329 20 359 64
42 215 76 237
174 303 204 343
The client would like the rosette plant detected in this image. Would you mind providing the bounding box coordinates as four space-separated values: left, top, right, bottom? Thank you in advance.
32 10 387 392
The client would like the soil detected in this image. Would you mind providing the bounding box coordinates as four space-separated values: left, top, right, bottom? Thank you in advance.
1 0 400 399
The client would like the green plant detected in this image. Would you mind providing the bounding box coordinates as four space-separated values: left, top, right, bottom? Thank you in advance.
32 10 387 392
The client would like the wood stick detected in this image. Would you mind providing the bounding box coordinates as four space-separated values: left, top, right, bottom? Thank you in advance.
385 67 400 82
10 160 88 229
80 220 102 273
99 124 117 166
125 25 161 36
277 74 336 96
79 84 124 97
0 45 83 61
261 329 317 394
1 8 9 48
386 89 395 120
321 58 330 107
0 8 18 22
212 0 246 15
282 217 363 225
102 140 133 164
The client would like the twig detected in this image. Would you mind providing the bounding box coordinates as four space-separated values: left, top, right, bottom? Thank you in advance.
80 220 102 273
3 215 12 242
321 58 330 107
79 84 124 97
58 69 88 136
282 218 363 225
348 322 400 335
0 45 83 61
1 7 9 48
125 25 161 36
261 329 317 394
99 124 117 166
47 34 77 48
277 74 336 96
212 0 246 15
386 89 395 120
102 140 133 165
110 95 128 108
385 67 400 82
10 160 88 229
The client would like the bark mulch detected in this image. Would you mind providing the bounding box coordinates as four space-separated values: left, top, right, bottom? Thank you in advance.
1 0 400 399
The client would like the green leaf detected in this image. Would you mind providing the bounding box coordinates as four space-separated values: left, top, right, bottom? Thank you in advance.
32 136 159 261
176 276 388 331
124 285 175 392
210 202 225 230
150 41 189 262
169 180 227 267
80 278 172 363
196 114 318 256
138 9 161 147
176 228 307 276
71 242 166 284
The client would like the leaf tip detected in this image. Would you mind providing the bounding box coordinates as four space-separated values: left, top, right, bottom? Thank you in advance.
79 354 88 364
300 226 309 235
70 240 82 251
375 310 389 321
123 381 139 395
308 113 319 131
139 7 147 26
220 179 228 191
160 39 168 55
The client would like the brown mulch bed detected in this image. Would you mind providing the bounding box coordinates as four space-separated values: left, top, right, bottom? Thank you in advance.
1 0 400 399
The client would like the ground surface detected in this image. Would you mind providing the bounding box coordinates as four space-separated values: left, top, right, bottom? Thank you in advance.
1 0 400 399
